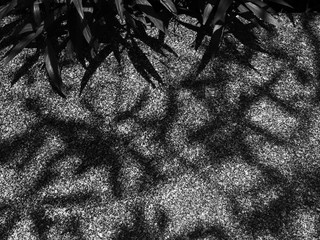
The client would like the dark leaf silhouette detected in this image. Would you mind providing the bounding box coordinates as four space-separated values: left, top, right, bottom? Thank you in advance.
3 25 43 66
80 44 113 95
127 38 163 88
197 24 224 75
160 0 177 14
203 3 213 25
245 2 280 27
32 0 41 27
211 0 233 26
67 6 89 68
115 0 125 21
229 17 267 53
11 50 40 86
72 0 84 19
44 38 67 98
267 0 294 9
0 0 311 97
136 0 168 34
134 23 177 56
0 1 17 20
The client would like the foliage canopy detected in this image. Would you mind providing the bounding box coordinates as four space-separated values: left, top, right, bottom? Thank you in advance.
0 0 313 97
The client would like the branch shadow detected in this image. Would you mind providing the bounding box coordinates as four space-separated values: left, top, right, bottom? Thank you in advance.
1 12 320 240
0 95 130 238
171 14 320 239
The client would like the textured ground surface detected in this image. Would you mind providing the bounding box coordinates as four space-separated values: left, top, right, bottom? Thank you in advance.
1 13 320 240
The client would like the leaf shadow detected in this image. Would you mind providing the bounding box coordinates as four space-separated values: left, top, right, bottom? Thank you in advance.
127 37 163 88
133 23 177 57
10 50 41 86
79 44 114 94
1 12 320 240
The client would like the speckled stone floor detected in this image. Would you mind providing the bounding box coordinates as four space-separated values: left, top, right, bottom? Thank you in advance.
1 13 320 240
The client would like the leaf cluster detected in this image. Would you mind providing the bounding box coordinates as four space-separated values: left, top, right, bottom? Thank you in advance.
0 0 299 97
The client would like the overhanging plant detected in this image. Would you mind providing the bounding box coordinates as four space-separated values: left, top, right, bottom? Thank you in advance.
0 0 294 97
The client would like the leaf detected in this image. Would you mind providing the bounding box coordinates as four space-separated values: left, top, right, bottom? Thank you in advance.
127 38 163 87
3 25 44 66
211 0 233 26
124 11 138 29
0 1 17 20
44 38 66 98
197 24 224 74
71 0 84 19
80 44 113 95
237 4 260 27
71 0 92 43
245 2 280 27
230 17 267 52
10 21 34 37
203 3 213 25
238 3 250 13
136 0 168 34
131 14 149 29
176 18 202 32
19 23 34 35
135 28 177 56
11 50 40 86
266 0 294 8
33 0 42 27
82 22 92 44
67 7 90 67
160 0 177 14
115 0 125 21
245 0 268 8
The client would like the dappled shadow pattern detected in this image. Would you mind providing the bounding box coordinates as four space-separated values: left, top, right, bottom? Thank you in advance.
1 13 320 240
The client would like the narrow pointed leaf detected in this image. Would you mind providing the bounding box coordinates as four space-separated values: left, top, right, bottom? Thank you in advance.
127 39 163 87
160 0 177 14
80 44 113 95
115 0 125 21
230 17 266 52
132 14 149 28
67 7 90 66
4 25 44 66
71 0 84 19
45 38 66 98
82 23 92 44
245 2 279 27
136 0 168 34
238 3 250 13
197 24 224 74
211 24 225 52
176 18 201 32
266 0 293 8
245 0 268 8
203 3 213 25
33 1 42 27
19 23 34 35
211 0 233 27
0 1 17 20
71 0 91 43
148 15 167 34
124 11 137 29
11 51 40 86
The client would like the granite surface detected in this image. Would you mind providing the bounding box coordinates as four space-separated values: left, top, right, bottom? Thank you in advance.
0 13 320 239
